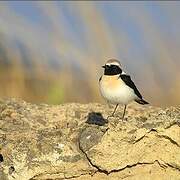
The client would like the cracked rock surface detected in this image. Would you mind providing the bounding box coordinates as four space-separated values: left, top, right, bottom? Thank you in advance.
0 99 179 180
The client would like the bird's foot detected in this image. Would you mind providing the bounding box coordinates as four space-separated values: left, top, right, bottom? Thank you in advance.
120 116 127 121
106 113 128 128
106 115 119 128
107 115 114 120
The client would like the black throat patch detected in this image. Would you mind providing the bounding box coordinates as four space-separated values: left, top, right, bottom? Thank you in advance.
104 65 122 75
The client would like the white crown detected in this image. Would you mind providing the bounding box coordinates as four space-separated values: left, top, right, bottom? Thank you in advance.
105 59 121 67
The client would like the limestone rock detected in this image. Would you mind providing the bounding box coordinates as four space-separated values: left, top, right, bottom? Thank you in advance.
0 99 179 180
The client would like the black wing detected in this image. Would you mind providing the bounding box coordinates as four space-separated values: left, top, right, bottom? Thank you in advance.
120 74 142 99
99 76 102 82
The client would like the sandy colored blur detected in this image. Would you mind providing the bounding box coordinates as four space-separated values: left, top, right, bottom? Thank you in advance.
0 2 180 106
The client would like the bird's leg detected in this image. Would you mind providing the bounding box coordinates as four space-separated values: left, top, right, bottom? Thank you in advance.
112 104 119 116
122 105 127 120
107 104 119 119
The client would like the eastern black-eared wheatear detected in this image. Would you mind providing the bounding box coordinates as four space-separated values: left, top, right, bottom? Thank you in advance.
99 59 149 120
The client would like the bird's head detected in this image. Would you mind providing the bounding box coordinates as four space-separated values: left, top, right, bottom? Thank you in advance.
102 59 122 75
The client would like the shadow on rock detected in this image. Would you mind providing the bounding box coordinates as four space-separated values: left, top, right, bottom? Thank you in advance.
86 112 108 126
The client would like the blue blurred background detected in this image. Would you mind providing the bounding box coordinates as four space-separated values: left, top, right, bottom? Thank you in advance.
0 1 180 106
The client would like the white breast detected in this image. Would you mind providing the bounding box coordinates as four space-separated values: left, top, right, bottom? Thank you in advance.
99 75 137 105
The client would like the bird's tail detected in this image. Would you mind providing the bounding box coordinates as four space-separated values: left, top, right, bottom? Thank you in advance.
135 99 149 105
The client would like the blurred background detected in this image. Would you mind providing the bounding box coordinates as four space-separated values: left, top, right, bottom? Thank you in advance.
0 1 180 107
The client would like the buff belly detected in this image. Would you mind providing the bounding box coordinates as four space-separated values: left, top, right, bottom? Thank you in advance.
99 75 137 105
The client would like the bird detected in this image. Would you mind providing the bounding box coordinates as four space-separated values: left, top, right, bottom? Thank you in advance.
99 59 149 120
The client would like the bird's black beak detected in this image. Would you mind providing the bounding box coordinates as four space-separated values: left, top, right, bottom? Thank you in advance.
102 65 106 68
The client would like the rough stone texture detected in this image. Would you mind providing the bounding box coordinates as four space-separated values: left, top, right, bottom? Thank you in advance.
0 99 179 180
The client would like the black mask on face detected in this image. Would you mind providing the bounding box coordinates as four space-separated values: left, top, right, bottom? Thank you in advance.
103 65 122 75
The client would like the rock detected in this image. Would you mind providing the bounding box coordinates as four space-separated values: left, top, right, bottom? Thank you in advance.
0 99 179 180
